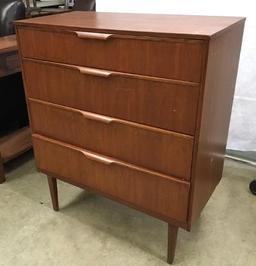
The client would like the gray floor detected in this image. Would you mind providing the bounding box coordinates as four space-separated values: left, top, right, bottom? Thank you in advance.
0 152 256 266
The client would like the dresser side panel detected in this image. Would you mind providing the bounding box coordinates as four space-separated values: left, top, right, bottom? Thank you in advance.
189 21 245 227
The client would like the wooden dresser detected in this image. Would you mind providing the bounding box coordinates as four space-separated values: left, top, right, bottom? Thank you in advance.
15 12 245 263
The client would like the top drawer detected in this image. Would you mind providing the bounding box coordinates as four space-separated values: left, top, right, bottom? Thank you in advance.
17 27 206 82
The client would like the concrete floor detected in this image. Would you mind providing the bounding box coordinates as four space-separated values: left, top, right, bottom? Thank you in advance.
0 151 256 266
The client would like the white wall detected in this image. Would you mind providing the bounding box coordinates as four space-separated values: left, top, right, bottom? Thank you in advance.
97 0 256 151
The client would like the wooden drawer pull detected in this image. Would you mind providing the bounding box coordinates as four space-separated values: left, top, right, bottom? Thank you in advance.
78 110 113 124
77 66 113 78
75 31 113 40
80 150 114 165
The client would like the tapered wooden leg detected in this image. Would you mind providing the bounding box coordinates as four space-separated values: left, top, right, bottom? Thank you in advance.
0 155 6 184
47 176 59 211
167 224 178 264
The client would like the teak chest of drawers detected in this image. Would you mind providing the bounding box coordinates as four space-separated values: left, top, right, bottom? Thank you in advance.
15 12 245 263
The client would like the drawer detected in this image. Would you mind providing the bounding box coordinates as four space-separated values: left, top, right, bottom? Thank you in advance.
33 134 190 223
18 27 206 82
29 99 194 180
0 51 20 78
24 59 199 135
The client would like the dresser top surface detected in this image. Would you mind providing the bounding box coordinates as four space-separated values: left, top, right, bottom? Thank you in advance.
15 11 245 39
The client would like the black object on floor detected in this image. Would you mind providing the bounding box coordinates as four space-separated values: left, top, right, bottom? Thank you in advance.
249 180 256 195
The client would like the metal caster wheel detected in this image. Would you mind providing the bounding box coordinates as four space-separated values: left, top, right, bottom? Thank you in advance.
249 180 256 195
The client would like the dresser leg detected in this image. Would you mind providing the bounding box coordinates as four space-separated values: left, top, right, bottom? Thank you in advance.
0 155 6 184
47 176 59 211
167 224 178 264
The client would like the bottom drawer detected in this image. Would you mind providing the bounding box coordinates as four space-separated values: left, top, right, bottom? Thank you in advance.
33 134 190 223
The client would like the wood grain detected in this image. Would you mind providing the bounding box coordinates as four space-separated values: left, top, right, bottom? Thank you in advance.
0 35 29 183
0 35 17 55
167 224 178 264
29 98 194 180
16 12 245 262
23 59 199 135
0 51 20 78
18 27 206 82
33 134 190 223
47 176 59 211
0 36 20 78
188 20 245 227
15 12 244 40
0 127 32 162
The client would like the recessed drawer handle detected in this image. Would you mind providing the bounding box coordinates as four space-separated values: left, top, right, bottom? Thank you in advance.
81 151 114 165
77 66 113 78
75 31 113 40
78 110 113 124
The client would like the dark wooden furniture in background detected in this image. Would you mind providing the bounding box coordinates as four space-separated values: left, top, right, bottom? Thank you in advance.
0 35 32 183
15 12 245 263
0 35 19 76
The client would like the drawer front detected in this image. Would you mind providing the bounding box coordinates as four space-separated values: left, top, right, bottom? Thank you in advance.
18 27 206 82
33 134 190 223
24 60 199 135
0 51 20 78
29 99 194 180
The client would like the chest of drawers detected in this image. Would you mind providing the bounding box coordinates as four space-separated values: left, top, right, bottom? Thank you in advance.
15 12 245 263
